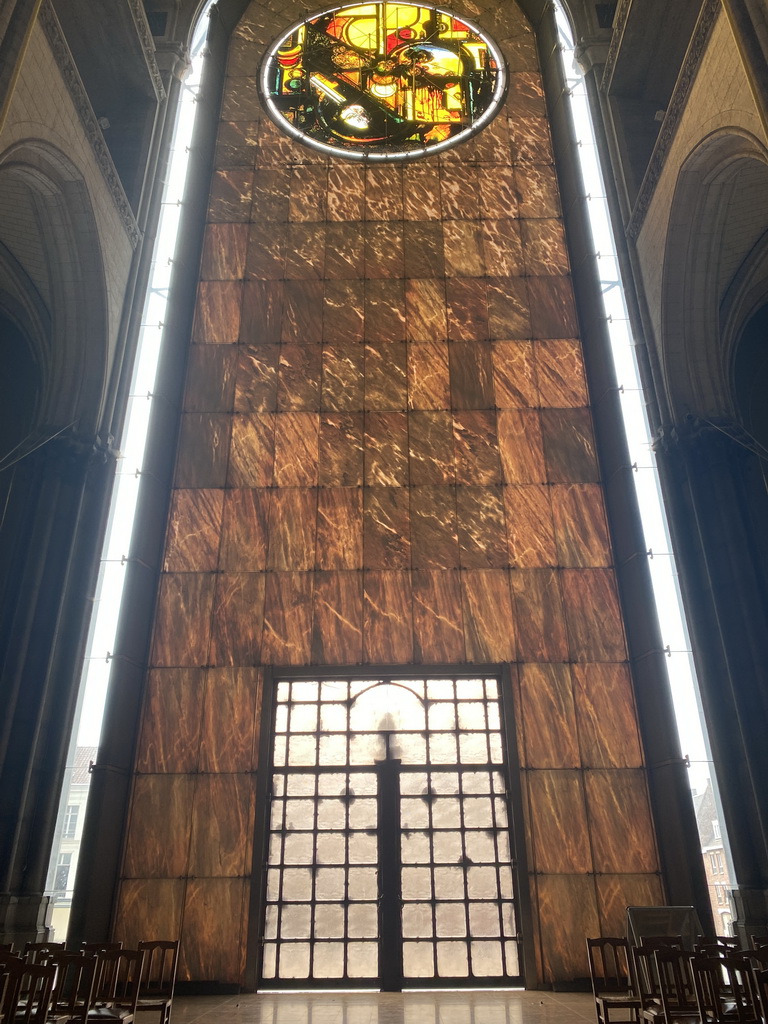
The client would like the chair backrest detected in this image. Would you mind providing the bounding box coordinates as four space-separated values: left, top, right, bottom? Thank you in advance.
46 950 98 1024
93 949 146 1014
22 941 65 964
137 940 179 999
752 936 768 951
81 942 123 955
0 943 15 953
654 947 697 1015
753 968 768 1024
632 947 664 1013
747 947 768 969
692 954 759 1024
2 961 56 1024
587 938 633 996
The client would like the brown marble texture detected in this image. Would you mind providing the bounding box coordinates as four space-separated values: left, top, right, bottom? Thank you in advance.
508 71 547 116
201 224 248 280
409 411 455 485
508 114 553 164
440 164 479 220
482 220 524 277
324 281 365 344
443 220 485 277
453 411 501 485
551 484 611 567
446 278 489 341
536 874 600 983
137 668 204 773
184 345 237 413
234 345 279 413
473 112 510 161
365 221 404 279
527 276 578 338
240 280 282 346
456 487 507 569
536 339 589 408
318 413 363 487
365 280 406 343
540 408 599 483
327 164 365 220
487 277 531 339
228 413 275 488
404 222 444 278
189 775 256 876
267 488 317 570
261 572 313 665
412 569 464 663
289 165 327 221
572 663 642 768
321 344 364 412
510 568 568 661
311 571 363 664
363 570 413 663
504 484 557 567
561 569 627 662
408 342 450 410
366 166 403 220
207 168 253 222
365 341 407 410
449 342 495 410
123 775 194 877
277 344 321 411
316 488 363 570
192 281 242 345
514 163 561 219
596 875 664 937
164 489 224 572
114 879 185 950
215 121 260 169
220 75 259 121
406 279 447 342
460 569 515 662
152 574 214 667
210 572 266 666
410 486 460 569
364 411 408 486
403 162 442 220
527 771 591 873
477 164 518 219
325 223 365 280
521 219 570 276
179 879 247 983
220 488 271 571
273 412 320 487
200 667 262 772
281 280 324 344
364 487 411 569
585 770 658 873
518 663 579 769
250 168 290 223
491 341 537 409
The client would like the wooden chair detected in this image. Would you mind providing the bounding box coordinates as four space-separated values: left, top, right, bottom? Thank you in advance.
587 938 641 1024
692 954 760 1024
0 944 15 953
652 948 699 1024
136 941 179 1024
752 968 768 1024
752 937 768 952
81 944 123 956
88 949 145 1024
46 950 99 1024
1 960 56 1024
695 936 742 956
22 943 65 965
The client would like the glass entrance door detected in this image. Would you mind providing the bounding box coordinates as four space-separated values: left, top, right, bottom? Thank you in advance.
258 675 522 989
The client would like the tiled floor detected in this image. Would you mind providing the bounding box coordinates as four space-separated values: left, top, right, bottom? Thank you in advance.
167 988 596 1024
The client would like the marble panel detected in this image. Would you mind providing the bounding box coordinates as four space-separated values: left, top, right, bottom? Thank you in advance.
456 486 507 568
460 569 516 662
497 409 546 484
284 223 326 279
487 277 531 339
473 113 510 162
586 770 658 873
228 413 275 487
123 775 194 877
364 341 407 411
446 278 489 341
492 341 537 409
220 76 259 121
364 411 409 486
536 339 589 407
250 168 290 222
210 572 266 666
405 279 447 341
403 162 442 220
207 168 252 222
262 572 313 665
364 487 411 569
179 879 247 984
277 344 321 411
273 412 320 487
192 281 242 345
528 771 591 873
452 411 501 485
507 70 546 116
551 484 611 567
365 165 403 220
449 342 495 410
404 222 445 279
518 663 579 770
510 568 568 661
514 163 561 219
561 569 627 662
527 276 578 338
189 775 255 877
365 279 406 343
267 488 317 571
201 224 248 280
184 345 237 413
540 408 599 483
164 489 224 572
409 411 455 485
482 220 524 277
325 223 365 280
504 484 557 567
137 668 204 773
410 486 460 569
412 569 465 663
281 280 324 344
220 488 271 571
363 570 413 663
596 875 664 937
311 571 364 664
443 220 485 277
289 165 327 221
477 164 518 219
318 412 364 487
324 280 365 344
215 121 259 169
508 114 553 164
200 667 262 772
152 574 214 667
365 220 404 279
114 880 184 950
327 163 366 220
256 118 305 168
537 875 600 983
572 663 643 769
316 488 363 570
234 345 278 413
245 221 286 280
240 280 283 346
521 219 570 276
440 164 479 220
321 344 365 412
407 341 450 410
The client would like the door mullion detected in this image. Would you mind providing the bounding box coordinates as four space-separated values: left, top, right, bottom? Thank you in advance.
377 756 403 992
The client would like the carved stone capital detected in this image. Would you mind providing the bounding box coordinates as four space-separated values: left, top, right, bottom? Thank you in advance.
653 417 754 459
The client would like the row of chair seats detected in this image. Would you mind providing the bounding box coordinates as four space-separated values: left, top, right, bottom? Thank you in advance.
0 940 178 1024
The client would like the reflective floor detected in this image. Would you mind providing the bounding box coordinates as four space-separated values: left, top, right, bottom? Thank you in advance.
167 988 595 1024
